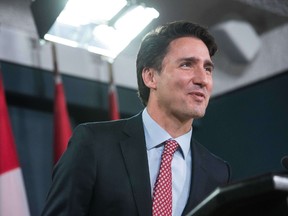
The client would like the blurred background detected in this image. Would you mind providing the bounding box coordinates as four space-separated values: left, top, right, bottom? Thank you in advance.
0 0 288 215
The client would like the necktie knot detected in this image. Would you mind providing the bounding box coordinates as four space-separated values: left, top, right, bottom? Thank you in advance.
163 139 179 156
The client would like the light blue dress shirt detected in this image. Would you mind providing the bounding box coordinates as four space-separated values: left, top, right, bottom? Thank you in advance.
142 109 192 216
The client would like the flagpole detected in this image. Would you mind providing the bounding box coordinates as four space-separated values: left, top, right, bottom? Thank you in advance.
51 43 72 164
108 61 113 86
106 60 120 120
51 43 60 83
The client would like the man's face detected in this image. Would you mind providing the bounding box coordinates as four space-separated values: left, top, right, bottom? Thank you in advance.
152 37 214 122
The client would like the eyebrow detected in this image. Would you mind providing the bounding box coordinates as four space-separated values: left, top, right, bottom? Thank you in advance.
178 57 214 69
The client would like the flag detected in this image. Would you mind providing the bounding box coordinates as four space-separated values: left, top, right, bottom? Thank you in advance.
0 71 30 216
52 44 72 164
108 82 120 120
108 62 120 120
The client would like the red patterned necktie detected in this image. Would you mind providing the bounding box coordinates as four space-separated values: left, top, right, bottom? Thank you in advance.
152 140 179 216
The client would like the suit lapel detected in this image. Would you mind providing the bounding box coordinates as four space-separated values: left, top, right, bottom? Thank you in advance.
182 139 210 215
119 113 152 216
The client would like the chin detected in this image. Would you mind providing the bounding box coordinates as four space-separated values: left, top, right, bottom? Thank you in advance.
188 103 208 116
191 109 206 119
193 114 205 119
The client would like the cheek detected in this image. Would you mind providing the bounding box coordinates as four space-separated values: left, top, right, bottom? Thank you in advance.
207 78 213 93
174 75 189 89
164 75 182 91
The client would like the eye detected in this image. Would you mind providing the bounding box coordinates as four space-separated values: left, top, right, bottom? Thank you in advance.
180 61 192 68
205 66 213 73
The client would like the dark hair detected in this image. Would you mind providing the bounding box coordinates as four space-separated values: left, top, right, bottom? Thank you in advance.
136 20 218 106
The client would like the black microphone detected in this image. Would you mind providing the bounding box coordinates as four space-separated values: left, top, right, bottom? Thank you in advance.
281 156 288 170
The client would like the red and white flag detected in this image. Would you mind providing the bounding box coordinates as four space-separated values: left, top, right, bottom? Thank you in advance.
108 61 120 120
53 74 72 163
108 82 120 120
52 44 72 164
0 71 30 216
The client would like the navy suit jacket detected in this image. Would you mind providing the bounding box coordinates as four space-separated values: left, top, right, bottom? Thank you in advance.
41 113 230 216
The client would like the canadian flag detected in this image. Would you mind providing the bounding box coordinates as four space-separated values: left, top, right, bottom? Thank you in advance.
52 44 72 164
108 82 120 120
0 71 30 216
53 74 72 163
108 62 120 120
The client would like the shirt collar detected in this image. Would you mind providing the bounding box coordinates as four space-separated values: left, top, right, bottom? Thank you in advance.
142 108 192 159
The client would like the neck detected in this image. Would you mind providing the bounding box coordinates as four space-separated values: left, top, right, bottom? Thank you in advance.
146 106 193 138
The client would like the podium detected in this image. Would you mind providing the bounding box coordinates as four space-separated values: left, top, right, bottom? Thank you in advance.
187 173 288 216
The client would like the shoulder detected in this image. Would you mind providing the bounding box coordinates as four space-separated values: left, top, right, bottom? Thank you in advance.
70 112 143 145
74 112 142 135
192 139 225 162
59 113 143 166
192 139 231 182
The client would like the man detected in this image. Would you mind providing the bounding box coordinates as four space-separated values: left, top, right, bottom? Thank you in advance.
41 21 230 216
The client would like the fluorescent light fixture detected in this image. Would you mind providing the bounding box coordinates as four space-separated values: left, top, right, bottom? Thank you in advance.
89 6 159 58
32 0 159 59
56 0 127 26
115 5 159 38
44 34 79 47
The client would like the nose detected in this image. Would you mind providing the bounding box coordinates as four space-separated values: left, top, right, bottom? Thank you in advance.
192 66 209 87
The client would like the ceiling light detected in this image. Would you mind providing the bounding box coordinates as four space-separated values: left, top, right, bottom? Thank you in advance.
31 0 159 59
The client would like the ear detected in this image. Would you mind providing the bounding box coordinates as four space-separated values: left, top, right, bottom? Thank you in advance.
142 67 158 89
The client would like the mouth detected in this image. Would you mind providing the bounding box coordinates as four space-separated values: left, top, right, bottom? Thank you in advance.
189 91 206 101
